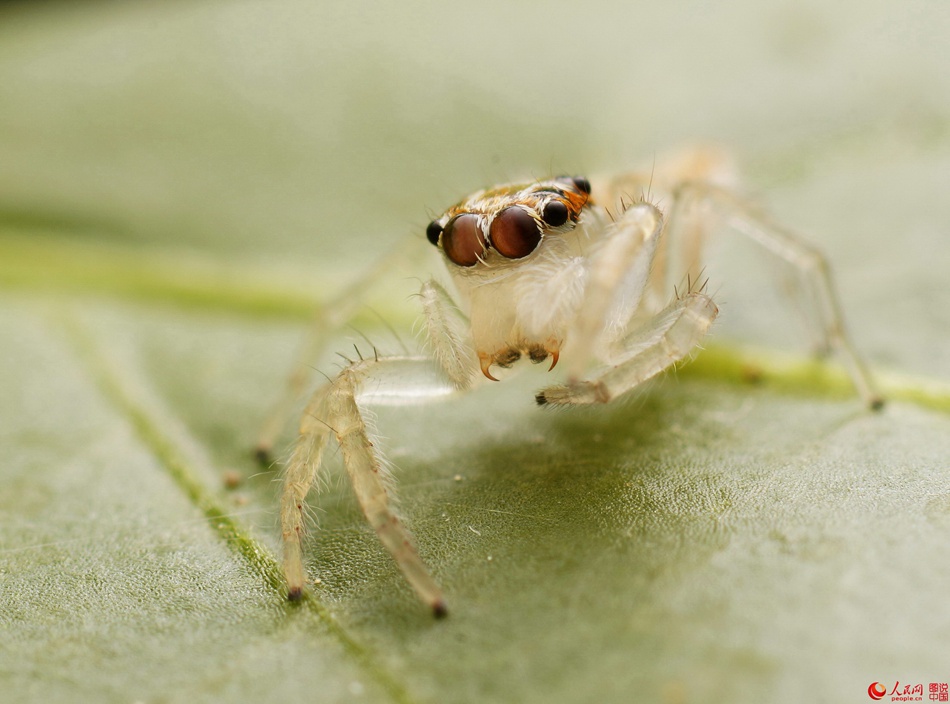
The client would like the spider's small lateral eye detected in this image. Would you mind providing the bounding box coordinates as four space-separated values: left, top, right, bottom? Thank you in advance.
556 175 591 195
489 206 542 259
570 176 591 194
441 214 486 267
540 200 569 227
426 220 443 246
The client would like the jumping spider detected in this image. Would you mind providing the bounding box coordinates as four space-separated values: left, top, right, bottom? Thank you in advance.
261 149 881 617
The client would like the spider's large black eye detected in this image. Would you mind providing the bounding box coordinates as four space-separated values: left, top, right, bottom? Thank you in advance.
426 220 443 246
489 206 542 259
441 214 486 267
540 200 569 227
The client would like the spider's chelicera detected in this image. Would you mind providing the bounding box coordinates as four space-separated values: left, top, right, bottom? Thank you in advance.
268 152 882 617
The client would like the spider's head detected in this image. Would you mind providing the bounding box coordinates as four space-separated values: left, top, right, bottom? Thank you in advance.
425 176 591 268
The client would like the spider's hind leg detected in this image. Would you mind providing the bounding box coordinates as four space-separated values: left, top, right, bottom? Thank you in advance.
666 182 882 409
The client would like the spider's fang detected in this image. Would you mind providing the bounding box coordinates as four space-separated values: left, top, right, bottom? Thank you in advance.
479 355 500 382
528 344 560 371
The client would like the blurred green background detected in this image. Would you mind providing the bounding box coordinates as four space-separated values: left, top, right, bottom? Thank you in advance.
1 1 949 703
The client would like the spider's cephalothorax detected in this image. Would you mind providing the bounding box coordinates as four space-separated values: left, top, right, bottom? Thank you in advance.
425 176 594 380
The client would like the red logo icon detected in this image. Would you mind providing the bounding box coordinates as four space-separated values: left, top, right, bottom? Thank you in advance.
869 682 887 700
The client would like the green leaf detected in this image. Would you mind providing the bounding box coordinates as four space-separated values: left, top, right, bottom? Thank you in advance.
2 3 949 704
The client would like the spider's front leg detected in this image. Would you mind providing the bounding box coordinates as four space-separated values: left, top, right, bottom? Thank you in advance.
280 279 475 617
538 291 718 406
539 201 719 406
